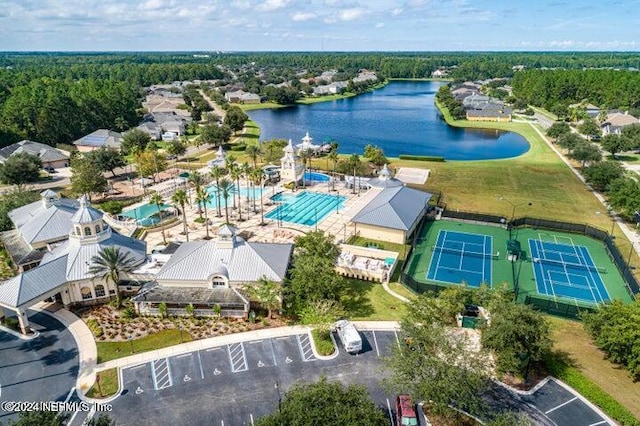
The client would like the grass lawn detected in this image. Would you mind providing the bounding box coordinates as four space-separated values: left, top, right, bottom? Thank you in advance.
548 317 640 423
96 329 193 363
85 368 119 399
342 278 406 320
387 282 417 300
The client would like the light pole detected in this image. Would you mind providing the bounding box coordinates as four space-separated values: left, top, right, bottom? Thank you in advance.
499 196 532 222
128 335 134 354
178 325 183 343
274 378 282 414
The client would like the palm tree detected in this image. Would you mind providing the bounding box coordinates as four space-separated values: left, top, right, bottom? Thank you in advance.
189 171 204 217
197 187 212 239
348 154 361 195
149 192 167 244
217 178 235 224
171 189 189 242
229 164 243 221
241 162 252 218
209 166 227 218
245 145 262 168
328 150 339 191
89 247 138 307
298 148 312 187
250 167 264 218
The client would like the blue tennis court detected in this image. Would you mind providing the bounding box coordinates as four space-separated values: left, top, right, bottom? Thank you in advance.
426 230 493 287
528 238 610 304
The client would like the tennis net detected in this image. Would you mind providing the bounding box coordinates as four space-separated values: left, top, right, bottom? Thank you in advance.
532 256 606 274
431 245 498 260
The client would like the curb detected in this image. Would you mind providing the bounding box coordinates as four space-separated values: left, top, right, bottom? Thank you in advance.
0 323 40 340
308 329 340 360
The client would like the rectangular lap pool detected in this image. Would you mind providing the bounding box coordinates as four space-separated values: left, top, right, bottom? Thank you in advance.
266 191 345 226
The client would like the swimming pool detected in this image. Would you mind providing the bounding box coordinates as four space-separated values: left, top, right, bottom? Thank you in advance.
304 171 331 182
205 185 259 208
266 191 345 226
121 203 171 226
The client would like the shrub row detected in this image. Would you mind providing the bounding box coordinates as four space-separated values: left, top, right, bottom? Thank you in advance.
545 355 640 425
398 154 445 162
87 318 104 338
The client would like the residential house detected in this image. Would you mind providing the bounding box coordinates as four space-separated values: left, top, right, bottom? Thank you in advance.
224 90 261 104
151 112 189 136
73 129 123 152
0 140 69 169
601 112 639 135
136 122 163 140
313 82 347 96
431 69 449 78
132 225 293 318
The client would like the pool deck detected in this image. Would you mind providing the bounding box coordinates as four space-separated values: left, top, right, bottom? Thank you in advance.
140 178 383 252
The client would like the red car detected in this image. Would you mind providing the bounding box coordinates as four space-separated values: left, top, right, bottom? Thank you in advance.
396 394 418 426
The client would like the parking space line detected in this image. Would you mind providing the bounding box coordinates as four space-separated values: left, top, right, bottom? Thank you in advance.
296 334 316 362
63 387 75 403
151 358 173 390
386 398 395 426
588 421 608 426
197 351 204 379
269 339 278 366
176 353 191 359
250 414 254 425
247 340 263 344
130 364 147 370
372 330 380 357
276 336 289 340
545 396 578 414
393 330 400 350
206 347 221 352
227 343 248 372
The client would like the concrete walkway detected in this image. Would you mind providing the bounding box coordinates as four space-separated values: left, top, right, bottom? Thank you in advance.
30 302 98 395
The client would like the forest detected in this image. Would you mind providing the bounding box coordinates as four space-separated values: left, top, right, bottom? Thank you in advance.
1 51 640 148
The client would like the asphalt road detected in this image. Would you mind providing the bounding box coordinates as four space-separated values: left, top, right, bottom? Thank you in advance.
0 311 79 424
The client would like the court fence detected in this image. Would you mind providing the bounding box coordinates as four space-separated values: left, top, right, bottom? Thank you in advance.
400 210 640 318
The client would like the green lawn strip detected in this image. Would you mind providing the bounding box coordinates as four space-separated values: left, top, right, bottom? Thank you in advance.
545 353 640 425
96 329 193 363
342 278 406 320
238 102 285 111
310 328 335 356
529 105 559 121
387 282 417 300
296 92 358 105
86 368 119 399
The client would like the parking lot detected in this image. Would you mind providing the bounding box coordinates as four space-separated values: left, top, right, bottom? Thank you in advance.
108 330 400 425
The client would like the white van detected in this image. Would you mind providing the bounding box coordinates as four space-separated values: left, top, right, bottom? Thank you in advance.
334 320 362 354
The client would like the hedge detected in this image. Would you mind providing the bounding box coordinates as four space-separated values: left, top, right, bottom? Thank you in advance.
545 354 640 425
398 155 445 162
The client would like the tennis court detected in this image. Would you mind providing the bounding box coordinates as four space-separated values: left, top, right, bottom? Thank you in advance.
529 237 610 304
426 230 494 287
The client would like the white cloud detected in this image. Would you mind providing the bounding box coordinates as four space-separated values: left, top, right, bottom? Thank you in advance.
375 22 385 28
338 7 367 21
292 12 317 22
257 0 291 12
392 8 403 16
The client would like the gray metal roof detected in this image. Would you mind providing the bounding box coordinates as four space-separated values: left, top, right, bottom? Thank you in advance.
351 186 432 231
8 199 78 246
0 256 68 309
41 231 147 282
155 238 292 283
71 196 104 224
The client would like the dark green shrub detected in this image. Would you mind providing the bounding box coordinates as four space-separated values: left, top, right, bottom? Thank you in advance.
398 155 445 162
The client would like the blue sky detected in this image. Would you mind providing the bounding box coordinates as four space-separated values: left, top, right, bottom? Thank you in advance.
1 0 638 51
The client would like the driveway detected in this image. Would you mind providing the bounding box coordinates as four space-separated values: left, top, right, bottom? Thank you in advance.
0 311 79 424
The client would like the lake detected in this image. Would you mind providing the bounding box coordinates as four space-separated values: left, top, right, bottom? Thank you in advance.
247 81 530 161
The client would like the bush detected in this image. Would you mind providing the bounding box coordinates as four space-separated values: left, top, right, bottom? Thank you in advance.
3 316 19 331
87 318 104 338
122 307 136 319
99 200 124 215
194 217 205 224
283 182 295 190
398 154 445 162
311 328 335 356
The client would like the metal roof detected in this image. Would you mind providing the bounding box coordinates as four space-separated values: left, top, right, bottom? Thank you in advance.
71 196 104 224
0 140 68 163
0 256 69 309
351 186 432 231
132 284 248 306
73 129 122 148
8 198 78 246
41 231 147 282
155 238 292 283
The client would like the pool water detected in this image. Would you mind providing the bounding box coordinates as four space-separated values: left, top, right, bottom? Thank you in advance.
205 185 259 209
121 203 171 226
266 191 345 226
304 171 330 182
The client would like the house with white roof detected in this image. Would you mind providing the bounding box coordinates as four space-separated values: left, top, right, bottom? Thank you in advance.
73 129 123 152
0 140 69 169
0 196 147 334
132 225 293 318
0 190 78 272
